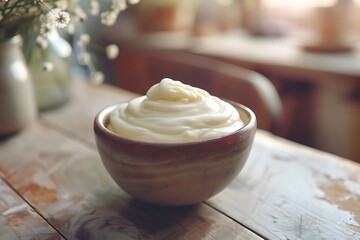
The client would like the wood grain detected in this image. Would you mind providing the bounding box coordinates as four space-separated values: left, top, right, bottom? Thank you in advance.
40 80 360 240
207 132 360 240
40 78 138 147
0 123 262 240
0 177 63 239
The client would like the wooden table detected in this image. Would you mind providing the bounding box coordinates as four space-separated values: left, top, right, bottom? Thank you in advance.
0 79 359 240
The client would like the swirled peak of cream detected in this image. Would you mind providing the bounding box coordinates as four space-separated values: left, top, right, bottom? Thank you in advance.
108 78 244 143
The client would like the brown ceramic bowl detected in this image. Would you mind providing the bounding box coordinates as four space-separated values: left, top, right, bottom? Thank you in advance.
94 100 256 206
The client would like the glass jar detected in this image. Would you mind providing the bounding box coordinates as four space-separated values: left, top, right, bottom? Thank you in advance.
27 30 72 111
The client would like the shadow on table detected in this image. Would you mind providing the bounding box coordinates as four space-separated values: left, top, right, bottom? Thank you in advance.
60 190 212 240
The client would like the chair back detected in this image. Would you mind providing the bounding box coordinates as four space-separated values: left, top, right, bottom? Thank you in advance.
114 48 283 133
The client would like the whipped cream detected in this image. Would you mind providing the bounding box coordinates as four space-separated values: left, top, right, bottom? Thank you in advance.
108 78 244 143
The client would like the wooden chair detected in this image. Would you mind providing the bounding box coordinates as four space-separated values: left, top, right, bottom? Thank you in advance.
113 47 283 133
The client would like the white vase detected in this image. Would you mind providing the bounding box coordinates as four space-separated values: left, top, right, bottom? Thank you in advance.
0 35 37 136
27 30 72 111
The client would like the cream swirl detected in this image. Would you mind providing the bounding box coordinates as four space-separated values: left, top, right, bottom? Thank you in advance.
108 78 244 143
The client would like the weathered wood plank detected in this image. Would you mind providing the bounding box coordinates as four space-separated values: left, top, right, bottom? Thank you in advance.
40 80 360 240
207 132 360 240
40 78 137 147
0 177 64 240
0 124 263 240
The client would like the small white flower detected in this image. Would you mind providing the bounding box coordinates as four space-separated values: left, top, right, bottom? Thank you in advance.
36 35 48 49
105 44 119 60
90 72 105 85
55 11 70 28
41 12 56 26
42 62 54 72
128 0 140 4
89 0 100 16
101 11 118 26
77 52 91 65
111 0 127 12
78 34 91 46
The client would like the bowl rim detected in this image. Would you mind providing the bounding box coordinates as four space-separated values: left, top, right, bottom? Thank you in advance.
94 99 256 147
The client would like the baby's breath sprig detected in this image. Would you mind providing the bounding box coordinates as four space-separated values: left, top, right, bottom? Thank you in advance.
71 0 140 85
76 33 120 85
0 0 70 39
0 0 140 84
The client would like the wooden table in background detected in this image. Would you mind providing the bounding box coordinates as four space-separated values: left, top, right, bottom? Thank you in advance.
0 79 359 240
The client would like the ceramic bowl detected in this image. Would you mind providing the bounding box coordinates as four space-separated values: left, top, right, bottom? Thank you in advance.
94 100 256 206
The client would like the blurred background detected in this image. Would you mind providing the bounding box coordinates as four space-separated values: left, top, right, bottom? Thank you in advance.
88 0 360 161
